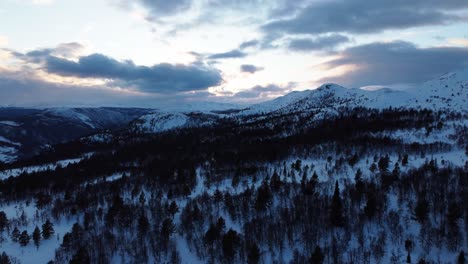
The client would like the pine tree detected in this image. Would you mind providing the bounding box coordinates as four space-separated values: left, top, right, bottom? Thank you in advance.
11 227 20 242
378 155 390 173
42 219 55 239
18 230 30 246
33 226 41 249
247 243 261 264
139 192 146 205
402 154 409 166
0 212 8 232
310 246 324 264
222 229 240 261
255 182 272 211
447 202 462 227
414 195 429 224
160 218 176 243
458 251 466 264
168 201 179 216
0 252 11 264
330 181 345 227
70 247 91 264
138 214 149 235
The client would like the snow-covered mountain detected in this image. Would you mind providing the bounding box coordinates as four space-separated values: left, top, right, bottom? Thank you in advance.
0 107 152 162
130 111 220 133
242 69 468 116
2 70 467 161
130 69 467 134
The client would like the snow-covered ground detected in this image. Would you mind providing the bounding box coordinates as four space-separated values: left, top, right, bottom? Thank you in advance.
44 108 96 129
135 112 189 133
0 146 18 164
0 154 92 180
0 202 76 264
0 121 20 127
0 136 21 147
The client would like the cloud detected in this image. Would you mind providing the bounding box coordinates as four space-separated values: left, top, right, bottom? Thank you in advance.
447 38 468 47
0 36 8 46
13 47 223 93
318 40 468 87
0 69 224 107
233 83 296 100
239 40 260 50
263 0 468 35
208 49 247 60
123 0 192 17
0 69 138 107
288 34 350 52
240 64 264 73
119 0 275 20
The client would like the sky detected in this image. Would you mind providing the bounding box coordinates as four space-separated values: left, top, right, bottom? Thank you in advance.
1 0 468 107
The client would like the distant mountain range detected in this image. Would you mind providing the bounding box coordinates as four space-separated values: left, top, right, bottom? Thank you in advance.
130 69 468 133
1 69 467 163
0 107 152 162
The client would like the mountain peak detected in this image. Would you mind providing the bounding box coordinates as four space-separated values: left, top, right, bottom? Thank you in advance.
316 83 347 92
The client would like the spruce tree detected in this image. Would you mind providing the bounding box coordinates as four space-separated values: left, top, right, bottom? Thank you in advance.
310 246 324 264
222 229 240 261
414 195 429 224
247 243 261 264
0 212 7 232
0 252 11 264
458 251 466 264
42 219 55 239
33 226 41 248
18 230 30 247
70 247 91 264
330 181 345 227
11 227 20 242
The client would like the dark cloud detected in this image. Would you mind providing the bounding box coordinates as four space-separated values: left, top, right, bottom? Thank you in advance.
208 49 247 60
240 64 264 74
14 50 223 93
121 0 276 20
131 0 191 17
0 70 137 107
318 41 468 87
0 69 226 107
288 34 350 52
263 0 468 35
239 40 260 50
234 83 295 99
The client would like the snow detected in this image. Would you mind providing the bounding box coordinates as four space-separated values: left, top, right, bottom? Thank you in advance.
0 146 17 163
81 133 113 144
0 136 21 147
44 108 96 128
0 156 88 180
175 235 205 264
0 201 75 264
237 69 468 117
85 172 127 185
134 112 189 133
0 121 20 127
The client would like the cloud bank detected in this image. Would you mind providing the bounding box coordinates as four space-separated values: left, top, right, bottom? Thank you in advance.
318 41 468 87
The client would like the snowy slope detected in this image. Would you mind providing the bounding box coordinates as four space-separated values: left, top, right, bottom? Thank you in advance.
407 69 468 110
132 112 189 133
127 69 468 134
131 111 220 133
239 69 468 117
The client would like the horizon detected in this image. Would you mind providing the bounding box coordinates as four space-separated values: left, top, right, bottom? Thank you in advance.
1 0 468 107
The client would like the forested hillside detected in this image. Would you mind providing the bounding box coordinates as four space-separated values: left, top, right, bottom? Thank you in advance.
0 105 466 263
